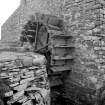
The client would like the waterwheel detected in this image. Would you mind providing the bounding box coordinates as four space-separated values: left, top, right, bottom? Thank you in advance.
20 14 64 52
20 19 49 52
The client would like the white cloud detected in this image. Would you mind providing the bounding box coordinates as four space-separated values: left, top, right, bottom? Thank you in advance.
0 0 20 40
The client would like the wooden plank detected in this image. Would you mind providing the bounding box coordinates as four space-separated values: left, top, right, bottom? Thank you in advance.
48 24 61 30
47 29 63 35
51 34 72 38
50 66 72 72
52 55 74 60
53 45 74 48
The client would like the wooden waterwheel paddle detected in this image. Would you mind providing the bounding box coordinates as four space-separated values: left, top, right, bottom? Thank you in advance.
20 20 49 52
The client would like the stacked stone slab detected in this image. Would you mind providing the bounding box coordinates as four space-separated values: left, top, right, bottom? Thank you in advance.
62 0 105 104
0 51 50 105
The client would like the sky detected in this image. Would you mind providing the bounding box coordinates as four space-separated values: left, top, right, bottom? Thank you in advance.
0 0 20 40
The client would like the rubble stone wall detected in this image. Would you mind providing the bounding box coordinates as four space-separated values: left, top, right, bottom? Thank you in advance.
62 0 105 104
0 51 50 105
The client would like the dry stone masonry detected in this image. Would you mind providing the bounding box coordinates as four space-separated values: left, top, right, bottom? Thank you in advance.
0 52 50 105
62 0 105 104
2 0 105 105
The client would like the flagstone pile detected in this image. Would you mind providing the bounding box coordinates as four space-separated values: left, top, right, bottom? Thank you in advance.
0 51 50 105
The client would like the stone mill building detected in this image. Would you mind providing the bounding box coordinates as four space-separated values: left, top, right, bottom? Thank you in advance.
1 0 105 105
